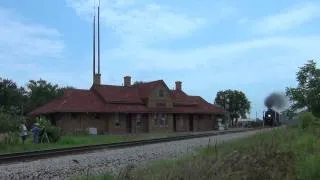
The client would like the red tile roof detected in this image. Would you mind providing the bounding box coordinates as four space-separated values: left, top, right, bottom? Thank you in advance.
28 80 224 116
28 89 105 115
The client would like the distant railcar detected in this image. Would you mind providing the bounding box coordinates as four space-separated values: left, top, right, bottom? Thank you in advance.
263 108 281 126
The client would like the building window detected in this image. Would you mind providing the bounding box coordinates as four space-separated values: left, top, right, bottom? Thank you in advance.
136 114 141 127
159 89 164 97
115 113 120 127
153 113 158 126
159 113 167 127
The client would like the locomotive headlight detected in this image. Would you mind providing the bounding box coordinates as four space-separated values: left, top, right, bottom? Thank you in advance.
268 114 271 117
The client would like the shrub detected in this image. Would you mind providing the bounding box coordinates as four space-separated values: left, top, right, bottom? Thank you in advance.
2 132 20 145
36 117 61 143
0 106 21 134
299 112 320 129
45 126 61 143
0 107 23 145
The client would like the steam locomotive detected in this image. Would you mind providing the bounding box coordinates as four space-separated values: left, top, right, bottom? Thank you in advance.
263 108 281 126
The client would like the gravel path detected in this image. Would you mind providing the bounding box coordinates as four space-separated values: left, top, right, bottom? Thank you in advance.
0 129 270 180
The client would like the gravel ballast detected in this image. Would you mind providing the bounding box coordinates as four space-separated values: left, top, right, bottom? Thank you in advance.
0 129 270 180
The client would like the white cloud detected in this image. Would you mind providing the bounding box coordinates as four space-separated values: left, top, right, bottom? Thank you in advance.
68 0 319 89
67 0 206 45
0 7 64 62
106 35 319 73
253 2 320 34
0 7 67 87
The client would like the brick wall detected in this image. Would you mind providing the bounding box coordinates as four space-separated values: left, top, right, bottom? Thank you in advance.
147 85 173 108
193 115 199 131
148 113 173 133
196 114 217 132
131 113 149 133
174 114 190 132
107 113 128 134
54 113 110 134
52 112 218 134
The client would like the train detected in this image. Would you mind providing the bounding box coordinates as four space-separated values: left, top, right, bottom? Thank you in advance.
263 108 281 126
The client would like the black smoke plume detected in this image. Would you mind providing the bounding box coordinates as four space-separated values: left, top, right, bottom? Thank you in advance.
264 92 288 111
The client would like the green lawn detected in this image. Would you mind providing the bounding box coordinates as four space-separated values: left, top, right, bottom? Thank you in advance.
0 132 177 155
77 124 320 180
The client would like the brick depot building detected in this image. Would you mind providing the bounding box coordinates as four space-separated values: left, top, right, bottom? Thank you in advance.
28 76 224 134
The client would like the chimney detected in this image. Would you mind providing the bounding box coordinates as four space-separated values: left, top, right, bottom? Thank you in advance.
124 76 131 87
175 81 182 91
94 74 101 85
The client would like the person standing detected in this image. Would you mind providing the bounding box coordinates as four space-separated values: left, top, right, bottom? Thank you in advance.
20 122 28 144
31 123 40 144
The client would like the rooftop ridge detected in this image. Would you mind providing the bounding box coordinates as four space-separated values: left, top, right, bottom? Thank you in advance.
64 88 91 92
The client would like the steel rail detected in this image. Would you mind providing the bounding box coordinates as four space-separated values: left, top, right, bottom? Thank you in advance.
0 127 267 164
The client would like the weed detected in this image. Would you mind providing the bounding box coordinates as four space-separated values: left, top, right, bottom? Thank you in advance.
84 125 320 180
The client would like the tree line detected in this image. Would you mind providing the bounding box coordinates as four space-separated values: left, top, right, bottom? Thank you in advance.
0 78 73 116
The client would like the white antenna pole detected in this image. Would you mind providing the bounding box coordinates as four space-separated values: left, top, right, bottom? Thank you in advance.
93 0 96 83
98 0 101 75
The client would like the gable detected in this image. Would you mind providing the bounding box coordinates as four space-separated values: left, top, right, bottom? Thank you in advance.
92 85 142 104
170 90 198 106
146 81 173 108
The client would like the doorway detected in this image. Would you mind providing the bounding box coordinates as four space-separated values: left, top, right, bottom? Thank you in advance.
173 114 177 132
126 114 132 133
189 115 194 131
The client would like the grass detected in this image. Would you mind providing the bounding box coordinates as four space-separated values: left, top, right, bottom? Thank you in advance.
0 132 177 155
77 124 320 180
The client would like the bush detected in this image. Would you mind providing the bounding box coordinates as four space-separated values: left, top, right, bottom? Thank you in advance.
45 126 61 143
0 107 23 145
299 112 320 129
2 132 20 145
36 117 61 143
0 107 21 134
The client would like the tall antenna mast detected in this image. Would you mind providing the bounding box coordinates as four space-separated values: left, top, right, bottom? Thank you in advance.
98 0 101 74
92 0 96 82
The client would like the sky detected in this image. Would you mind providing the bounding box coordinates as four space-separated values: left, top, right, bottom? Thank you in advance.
0 0 319 119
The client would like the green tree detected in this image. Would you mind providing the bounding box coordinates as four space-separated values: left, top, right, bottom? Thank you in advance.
0 107 21 133
286 60 320 117
25 79 73 113
0 106 22 144
214 89 251 126
0 78 27 114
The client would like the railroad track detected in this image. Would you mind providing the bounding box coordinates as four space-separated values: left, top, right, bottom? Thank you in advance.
0 127 269 164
